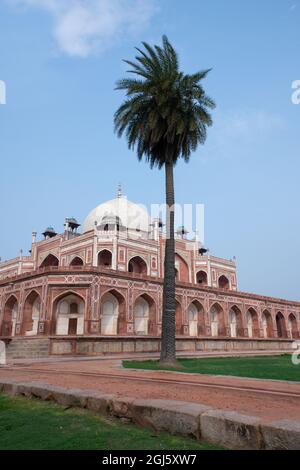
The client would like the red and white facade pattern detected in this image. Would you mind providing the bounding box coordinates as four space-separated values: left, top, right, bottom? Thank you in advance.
0 197 299 344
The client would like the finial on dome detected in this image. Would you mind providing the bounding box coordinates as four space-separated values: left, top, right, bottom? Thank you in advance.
117 183 123 198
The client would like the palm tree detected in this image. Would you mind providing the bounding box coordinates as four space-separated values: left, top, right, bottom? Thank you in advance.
114 36 215 365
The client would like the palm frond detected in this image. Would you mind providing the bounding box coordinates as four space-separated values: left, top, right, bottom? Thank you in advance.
114 35 215 167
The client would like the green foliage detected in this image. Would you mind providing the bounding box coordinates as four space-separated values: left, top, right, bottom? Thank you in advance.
0 394 221 450
114 35 215 168
123 355 300 382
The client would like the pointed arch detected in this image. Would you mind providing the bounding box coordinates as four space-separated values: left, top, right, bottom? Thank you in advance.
128 256 147 275
276 312 288 338
288 313 299 339
53 290 86 305
100 289 126 335
175 299 183 335
261 310 274 338
175 253 189 283
70 256 84 267
98 250 112 268
52 292 85 336
210 302 226 337
187 300 205 336
196 270 208 286
40 253 59 268
1 295 18 337
246 308 259 338
134 296 149 336
134 293 157 335
229 305 244 338
22 290 41 336
218 275 230 290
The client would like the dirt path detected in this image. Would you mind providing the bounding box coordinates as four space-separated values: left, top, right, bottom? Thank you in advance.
1 356 300 423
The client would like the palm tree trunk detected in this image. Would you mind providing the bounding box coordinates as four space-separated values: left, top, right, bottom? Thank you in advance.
160 160 177 365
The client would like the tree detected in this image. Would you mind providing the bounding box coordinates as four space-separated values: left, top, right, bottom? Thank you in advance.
114 36 215 365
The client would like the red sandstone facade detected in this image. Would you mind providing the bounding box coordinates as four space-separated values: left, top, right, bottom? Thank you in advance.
0 195 299 353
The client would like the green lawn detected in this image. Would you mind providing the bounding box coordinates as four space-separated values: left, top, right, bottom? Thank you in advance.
123 354 300 382
0 393 221 450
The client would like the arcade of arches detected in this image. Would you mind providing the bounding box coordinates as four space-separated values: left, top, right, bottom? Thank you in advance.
2 290 299 340
37 255 235 298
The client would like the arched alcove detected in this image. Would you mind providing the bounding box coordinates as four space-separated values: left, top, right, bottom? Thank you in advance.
55 294 85 336
40 254 59 268
23 291 41 336
128 256 147 275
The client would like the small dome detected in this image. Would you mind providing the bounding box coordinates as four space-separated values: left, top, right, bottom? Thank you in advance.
83 196 150 233
42 226 57 238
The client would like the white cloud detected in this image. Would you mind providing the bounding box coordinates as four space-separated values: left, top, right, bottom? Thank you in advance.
202 109 285 161
6 0 158 57
215 109 284 138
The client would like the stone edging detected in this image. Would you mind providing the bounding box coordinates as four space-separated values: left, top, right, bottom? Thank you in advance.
0 379 299 450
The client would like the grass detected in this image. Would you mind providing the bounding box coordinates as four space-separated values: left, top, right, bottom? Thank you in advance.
0 393 221 450
123 354 300 382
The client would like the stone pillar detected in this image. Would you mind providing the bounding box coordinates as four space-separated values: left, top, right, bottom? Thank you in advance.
224 302 230 337
0 341 6 366
204 297 211 336
112 236 117 270
88 279 100 334
207 255 212 287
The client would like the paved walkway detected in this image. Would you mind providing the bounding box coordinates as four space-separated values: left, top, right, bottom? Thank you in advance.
1 351 300 423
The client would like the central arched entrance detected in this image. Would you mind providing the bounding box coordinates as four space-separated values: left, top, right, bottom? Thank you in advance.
22 291 41 336
55 294 84 335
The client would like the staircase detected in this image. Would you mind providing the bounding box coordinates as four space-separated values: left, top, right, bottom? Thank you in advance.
6 337 50 360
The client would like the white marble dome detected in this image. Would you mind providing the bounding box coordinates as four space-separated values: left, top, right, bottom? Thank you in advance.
83 195 150 233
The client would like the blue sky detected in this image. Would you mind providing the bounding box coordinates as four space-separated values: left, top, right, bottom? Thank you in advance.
0 0 299 300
